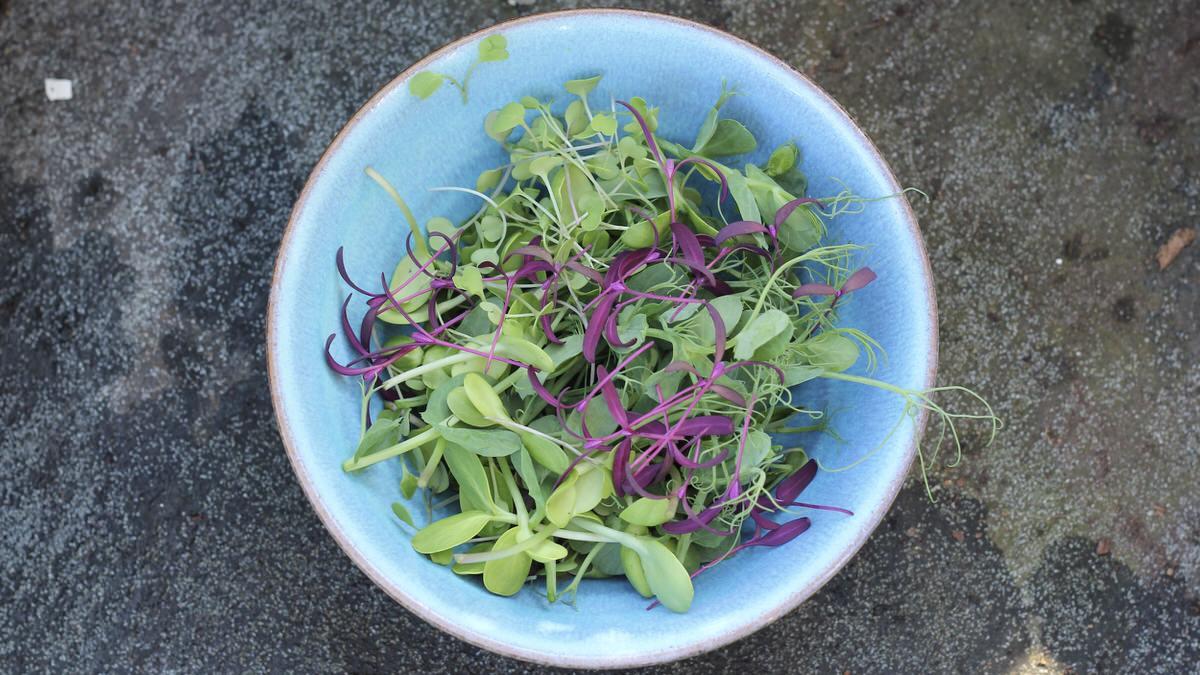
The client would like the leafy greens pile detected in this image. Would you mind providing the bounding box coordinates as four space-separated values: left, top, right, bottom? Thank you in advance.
326 75 996 613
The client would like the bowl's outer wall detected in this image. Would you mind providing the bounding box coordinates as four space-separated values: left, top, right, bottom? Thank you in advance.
269 10 935 669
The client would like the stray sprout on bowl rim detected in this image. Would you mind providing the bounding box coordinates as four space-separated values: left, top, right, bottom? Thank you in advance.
325 65 999 613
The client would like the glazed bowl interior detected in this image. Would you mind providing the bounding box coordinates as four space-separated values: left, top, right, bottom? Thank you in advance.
268 9 935 669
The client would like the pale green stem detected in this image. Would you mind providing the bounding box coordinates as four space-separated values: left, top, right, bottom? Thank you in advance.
546 559 558 602
452 525 559 564
498 459 529 533
342 418 456 471
365 167 427 258
379 352 473 390
571 518 646 555
416 438 446 488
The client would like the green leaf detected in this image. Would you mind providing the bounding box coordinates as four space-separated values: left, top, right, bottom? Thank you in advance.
783 365 823 387
801 332 860 372
765 142 798 176
589 113 616 136
475 168 505 192
774 165 808 197
751 320 793 361
637 539 694 612
424 373 470 425
621 545 653 597
519 430 566 475
430 548 454 565
616 307 648 345
691 107 719 152
426 216 455 240
565 100 588 136
619 497 677 527
478 214 503 242
583 397 619 438
529 154 562 177
692 295 743 345
622 96 658 136
697 119 757 157
734 308 790 360
411 511 492 554
776 200 822 253
446 386 492 427
477 34 508 62
617 135 648 161
438 425 522 457
470 247 499 267
565 75 602 97
463 372 509 420
546 477 577 527
376 258 433 323
660 300 701 324
620 209 670 249
738 430 774 480
512 447 544 510
727 170 761 224
744 164 822 252
690 526 726 549
452 307 485 337
490 102 526 135
482 527 532 596
409 71 444 99
572 466 611 514
483 110 507 143
391 502 414 527
492 335 555 373
527 538 569 563
452 264 484 299
400 466 419 500
442 441 495 512
353 415 402 460
479 300 503 326
578 192 605 231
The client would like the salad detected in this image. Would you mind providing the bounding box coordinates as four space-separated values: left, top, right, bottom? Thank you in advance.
325 74 995 612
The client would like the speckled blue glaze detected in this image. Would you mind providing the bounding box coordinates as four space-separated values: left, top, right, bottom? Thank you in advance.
268 9 936 669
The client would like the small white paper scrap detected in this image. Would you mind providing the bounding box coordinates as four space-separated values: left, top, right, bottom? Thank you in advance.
45 79 73 101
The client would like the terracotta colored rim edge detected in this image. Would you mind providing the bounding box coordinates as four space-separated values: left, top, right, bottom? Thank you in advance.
266 8 938 670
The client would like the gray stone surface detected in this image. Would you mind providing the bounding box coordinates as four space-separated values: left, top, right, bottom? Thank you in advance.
1 0 1197 672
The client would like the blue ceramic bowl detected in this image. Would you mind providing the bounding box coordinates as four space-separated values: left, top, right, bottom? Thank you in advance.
268 9 936 669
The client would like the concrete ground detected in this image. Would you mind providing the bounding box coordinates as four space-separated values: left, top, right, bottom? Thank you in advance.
1 0 1197 672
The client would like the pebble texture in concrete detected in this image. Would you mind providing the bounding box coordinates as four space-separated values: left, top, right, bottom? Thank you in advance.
1 1 1197 672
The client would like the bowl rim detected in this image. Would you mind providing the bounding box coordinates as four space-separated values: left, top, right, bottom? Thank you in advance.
266 7 938 669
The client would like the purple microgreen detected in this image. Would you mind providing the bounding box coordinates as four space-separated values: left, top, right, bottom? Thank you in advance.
336 247 378 297
751 516 812 547
841 266 878 293
673 156 731 203
775 459 818 504
793 283 838 297
668 221 706 269
617 99 663 168
339 295 371 358
773 197 826 232
582 293 619 362
787 502 854 516
713 220 770 247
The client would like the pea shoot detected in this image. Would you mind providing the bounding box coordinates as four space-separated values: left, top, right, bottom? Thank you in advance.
326 75 999 612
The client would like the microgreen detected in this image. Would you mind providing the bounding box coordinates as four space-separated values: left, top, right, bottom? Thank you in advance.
327 76 999 612
409 34 510 104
